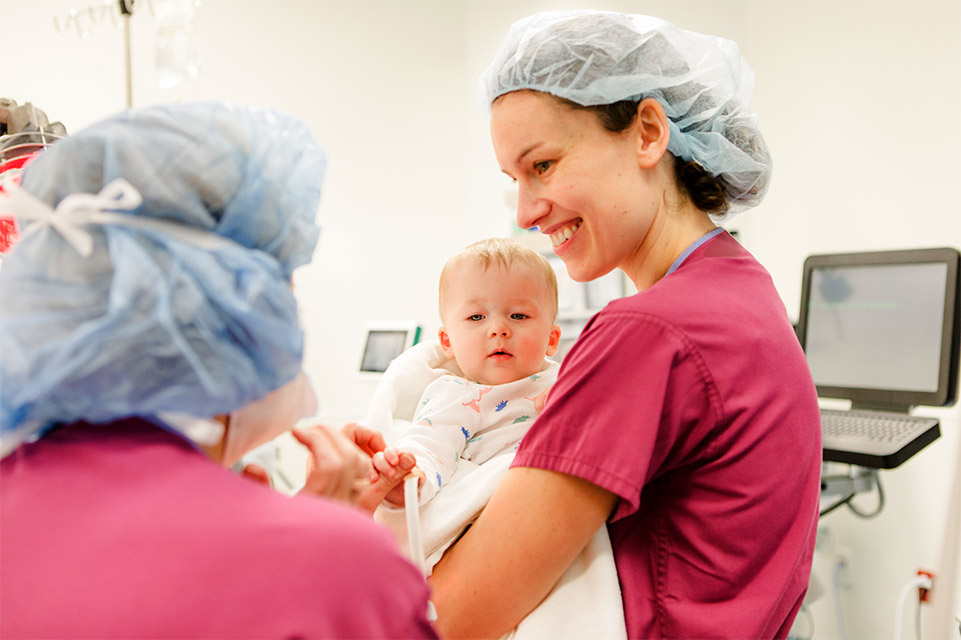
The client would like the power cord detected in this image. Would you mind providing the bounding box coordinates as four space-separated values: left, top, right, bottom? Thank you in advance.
893 573 934 640
820 493 854 517
832 557 848 640
820 470 885 518
846 471 884 518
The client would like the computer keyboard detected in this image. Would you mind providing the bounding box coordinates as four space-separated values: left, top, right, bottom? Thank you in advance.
821 408 941 469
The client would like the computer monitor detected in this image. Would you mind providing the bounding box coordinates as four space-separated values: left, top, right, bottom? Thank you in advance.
796 247 961 411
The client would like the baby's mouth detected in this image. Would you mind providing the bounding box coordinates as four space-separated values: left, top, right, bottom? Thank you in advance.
489 349 513 360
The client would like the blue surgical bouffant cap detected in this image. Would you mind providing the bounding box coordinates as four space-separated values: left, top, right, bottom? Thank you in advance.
0 102 325 455
479 10 772 219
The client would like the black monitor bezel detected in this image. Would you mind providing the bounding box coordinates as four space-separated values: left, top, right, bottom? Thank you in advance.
796 247 961 410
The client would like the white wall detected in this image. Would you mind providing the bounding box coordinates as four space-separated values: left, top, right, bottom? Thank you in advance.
738 4 961 637
4 0 960 636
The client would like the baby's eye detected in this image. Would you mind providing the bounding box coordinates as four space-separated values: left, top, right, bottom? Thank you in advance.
533 160 553 175
468 314 485 322
510 313 529 320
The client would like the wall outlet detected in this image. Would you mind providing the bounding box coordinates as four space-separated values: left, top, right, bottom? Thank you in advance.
917 570 934 603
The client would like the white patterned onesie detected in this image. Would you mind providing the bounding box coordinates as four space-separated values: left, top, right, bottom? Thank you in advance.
396 359 559 505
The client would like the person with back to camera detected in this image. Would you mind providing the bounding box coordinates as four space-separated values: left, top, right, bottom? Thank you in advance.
370 237 562 507
0 103 437 639
416 11 823 639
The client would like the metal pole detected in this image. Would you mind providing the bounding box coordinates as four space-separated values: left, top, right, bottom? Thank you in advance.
119 0 134 108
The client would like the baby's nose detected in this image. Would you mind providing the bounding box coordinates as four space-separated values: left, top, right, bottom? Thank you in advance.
489 324 511 338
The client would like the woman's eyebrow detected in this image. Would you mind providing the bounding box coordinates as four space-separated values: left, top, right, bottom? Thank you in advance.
516 142 543 164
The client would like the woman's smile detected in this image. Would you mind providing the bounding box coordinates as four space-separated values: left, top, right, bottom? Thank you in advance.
548 219 582 248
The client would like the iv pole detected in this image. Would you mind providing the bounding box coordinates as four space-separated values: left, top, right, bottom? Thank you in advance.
119 0 134 108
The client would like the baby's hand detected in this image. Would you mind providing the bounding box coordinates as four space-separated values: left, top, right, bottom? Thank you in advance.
371 447 424 507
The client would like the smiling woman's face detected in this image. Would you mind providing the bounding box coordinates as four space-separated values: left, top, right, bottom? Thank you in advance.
491 90 662 285
438 259 559 386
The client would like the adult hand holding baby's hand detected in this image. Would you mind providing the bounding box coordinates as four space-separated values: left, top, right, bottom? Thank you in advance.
293 423 417 515
372 447 423 507
293 424 371 504
341 422 387 457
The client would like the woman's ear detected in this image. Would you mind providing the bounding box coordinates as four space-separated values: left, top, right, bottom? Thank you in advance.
438 327 456 359
634 98 671 169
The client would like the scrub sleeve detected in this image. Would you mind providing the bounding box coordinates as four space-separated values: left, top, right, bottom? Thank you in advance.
513 231 821 639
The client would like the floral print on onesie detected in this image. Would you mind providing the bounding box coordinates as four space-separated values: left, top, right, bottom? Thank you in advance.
395 359 559 505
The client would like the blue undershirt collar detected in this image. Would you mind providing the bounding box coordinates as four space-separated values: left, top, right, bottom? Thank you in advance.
665 227 725 276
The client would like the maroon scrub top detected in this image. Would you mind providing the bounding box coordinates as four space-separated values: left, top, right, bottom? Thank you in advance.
515 231 821 639
1 418 438 640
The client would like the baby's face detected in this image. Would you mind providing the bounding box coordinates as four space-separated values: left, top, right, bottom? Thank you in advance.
439 261 560 386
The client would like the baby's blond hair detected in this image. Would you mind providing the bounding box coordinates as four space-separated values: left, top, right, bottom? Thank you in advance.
439 238 558 319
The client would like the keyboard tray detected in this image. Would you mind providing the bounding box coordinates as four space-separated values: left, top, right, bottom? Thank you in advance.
821 408 941 469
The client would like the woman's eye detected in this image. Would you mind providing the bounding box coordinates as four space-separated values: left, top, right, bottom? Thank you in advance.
468 314 485 321
510 313 528 320
533 160 553 175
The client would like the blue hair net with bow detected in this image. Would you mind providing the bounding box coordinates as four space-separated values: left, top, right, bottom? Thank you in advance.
0 102 325 455
479 10 772 219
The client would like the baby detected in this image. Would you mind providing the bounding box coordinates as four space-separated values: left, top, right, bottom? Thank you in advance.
373 237 561 506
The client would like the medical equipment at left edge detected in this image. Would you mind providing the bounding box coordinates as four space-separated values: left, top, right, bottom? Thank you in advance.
0 99 66 256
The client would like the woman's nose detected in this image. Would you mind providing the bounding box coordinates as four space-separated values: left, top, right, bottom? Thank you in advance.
515 185 548 231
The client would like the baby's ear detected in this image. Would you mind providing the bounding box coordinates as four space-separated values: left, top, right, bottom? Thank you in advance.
438 327 456 359
545 324 562 357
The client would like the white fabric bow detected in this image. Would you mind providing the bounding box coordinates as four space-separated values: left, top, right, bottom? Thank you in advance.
0 178 235 257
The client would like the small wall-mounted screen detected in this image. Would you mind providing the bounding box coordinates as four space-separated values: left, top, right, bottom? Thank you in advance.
359 324 421 374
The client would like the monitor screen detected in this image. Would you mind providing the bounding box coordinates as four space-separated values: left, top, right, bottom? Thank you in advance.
797 247 960 409
359 324 421 374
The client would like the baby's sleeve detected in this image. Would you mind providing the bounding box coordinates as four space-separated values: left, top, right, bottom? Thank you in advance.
394 376 484 505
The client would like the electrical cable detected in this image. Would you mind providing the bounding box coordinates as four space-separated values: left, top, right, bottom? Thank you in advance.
832 558 848 639
820 493 855 517
894 574 932 640
846 471 885 518
915 590 922 640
